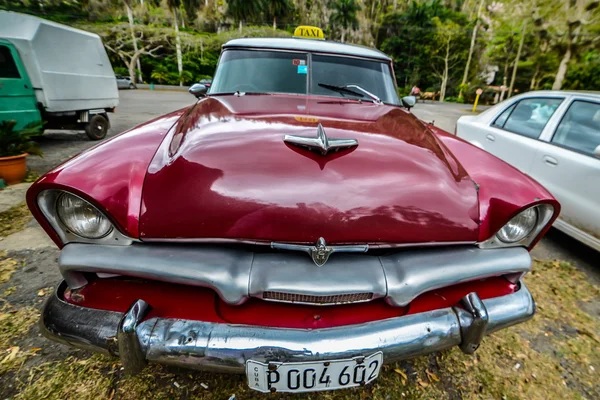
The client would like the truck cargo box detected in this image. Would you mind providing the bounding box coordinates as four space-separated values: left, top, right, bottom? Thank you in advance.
0 11 118 113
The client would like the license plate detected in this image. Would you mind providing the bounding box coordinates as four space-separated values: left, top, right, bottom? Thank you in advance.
246 352 383 393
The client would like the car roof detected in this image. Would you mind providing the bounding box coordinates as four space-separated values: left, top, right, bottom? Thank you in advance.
514 90 600 99
222 38 392 62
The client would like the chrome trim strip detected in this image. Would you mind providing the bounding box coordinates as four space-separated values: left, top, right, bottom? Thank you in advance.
40 281 535 374
59 244 532 307
140 237 476 249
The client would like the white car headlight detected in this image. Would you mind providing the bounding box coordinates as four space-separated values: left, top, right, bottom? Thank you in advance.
56 192 113 239
496 207 538 243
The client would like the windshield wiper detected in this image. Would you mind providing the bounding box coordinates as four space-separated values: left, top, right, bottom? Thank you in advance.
344 85 382 104
318 83 365 99
317 83 382 104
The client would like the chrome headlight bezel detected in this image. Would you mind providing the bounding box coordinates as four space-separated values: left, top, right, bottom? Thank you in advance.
37 189 134 246
479 204 555 249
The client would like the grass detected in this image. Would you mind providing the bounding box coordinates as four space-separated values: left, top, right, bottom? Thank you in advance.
0 259 598 399
0 202 31 238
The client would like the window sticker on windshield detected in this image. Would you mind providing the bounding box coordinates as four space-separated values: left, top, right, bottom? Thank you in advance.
292 59 306 66
297 65 308 74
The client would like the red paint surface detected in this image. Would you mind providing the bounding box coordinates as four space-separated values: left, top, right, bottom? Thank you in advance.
430 126 560 247
140 95 480 244
63 276 516 329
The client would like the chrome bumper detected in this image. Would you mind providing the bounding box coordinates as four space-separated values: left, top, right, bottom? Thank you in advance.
40 281 535 375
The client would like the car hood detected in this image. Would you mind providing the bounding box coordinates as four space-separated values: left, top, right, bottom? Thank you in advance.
139 95 479 244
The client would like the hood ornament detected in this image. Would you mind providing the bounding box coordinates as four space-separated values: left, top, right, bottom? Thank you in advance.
271 237 368 267
284 123 358 156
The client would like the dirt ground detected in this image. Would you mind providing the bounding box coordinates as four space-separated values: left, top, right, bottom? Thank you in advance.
0 90 598 399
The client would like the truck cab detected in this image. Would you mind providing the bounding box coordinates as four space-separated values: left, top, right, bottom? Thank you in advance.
0 39 41 130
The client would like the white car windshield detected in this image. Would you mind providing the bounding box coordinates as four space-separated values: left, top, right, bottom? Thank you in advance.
209 49 400 105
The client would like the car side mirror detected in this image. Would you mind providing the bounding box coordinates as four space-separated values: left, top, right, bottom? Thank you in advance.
594 144 600 158
402 96 417 109
189 83 207 98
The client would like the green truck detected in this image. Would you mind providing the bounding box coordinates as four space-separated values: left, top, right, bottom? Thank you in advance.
0 11 119 140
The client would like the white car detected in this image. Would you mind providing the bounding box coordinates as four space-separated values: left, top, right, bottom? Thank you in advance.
456 91 600 252
115 75 135 89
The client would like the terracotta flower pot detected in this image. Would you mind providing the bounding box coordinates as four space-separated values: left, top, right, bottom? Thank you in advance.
0 153 28 185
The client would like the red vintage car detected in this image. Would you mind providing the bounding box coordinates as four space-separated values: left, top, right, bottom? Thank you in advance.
28 29 559 394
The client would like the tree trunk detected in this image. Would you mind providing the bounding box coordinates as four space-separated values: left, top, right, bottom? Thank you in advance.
239 20 243 33
459 0 484 98
553 26 579 90
552 48 571 90
125 3 143 84
508 20 526 98
173 10 183 87
273 16 277 30
499 61 508 102
341 29 346 43
530 63 539 90
440 40 450 102
127 50 144 86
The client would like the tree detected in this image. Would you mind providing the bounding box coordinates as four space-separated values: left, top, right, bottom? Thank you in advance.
328 0 361 42
507 19 527 98
379 1 455 90
265 0 293 30
548 0 600 90
123 0 143 84
166 0 189 86
227 0 263 32
103 26 163 84
458 0 484 99
431 17 464 101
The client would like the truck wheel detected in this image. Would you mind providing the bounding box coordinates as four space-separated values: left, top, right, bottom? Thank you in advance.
85 114 109 140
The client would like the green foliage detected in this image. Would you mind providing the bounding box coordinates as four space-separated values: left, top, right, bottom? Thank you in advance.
380 0 469 97
564 50 600 90
328 0 362 31
0 121 43 158
7 0 600 96
227 0 263 25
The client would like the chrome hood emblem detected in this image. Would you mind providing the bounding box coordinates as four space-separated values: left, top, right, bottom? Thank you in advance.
284 123 358 156
271 237 368 267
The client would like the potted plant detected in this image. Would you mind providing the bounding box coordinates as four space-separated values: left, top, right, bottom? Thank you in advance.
0 120 42 185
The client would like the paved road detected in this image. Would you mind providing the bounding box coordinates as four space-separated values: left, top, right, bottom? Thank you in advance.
31 90 598 282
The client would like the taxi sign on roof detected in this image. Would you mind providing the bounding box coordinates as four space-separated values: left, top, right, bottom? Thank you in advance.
293 26 324 40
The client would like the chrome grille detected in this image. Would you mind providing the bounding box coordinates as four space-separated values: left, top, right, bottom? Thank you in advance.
262 291 373 305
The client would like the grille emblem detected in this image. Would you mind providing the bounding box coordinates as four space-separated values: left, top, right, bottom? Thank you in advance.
284 123 358 156
311 237 332 266
271 237 368 267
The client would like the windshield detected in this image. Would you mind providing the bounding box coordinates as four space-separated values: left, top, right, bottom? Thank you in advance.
209 49 400 105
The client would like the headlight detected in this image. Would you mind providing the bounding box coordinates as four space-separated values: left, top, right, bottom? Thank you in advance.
496 207 538 243
56 193 112 239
